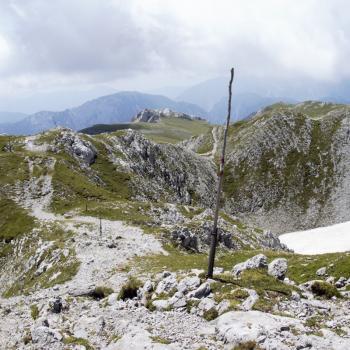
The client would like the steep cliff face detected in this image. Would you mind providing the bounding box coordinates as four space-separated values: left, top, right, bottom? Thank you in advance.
220 102 350 233
98 130 217 206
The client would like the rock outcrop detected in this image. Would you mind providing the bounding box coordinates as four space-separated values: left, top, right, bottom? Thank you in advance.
132 108 203 123
268 258 288 280
232 254 268 276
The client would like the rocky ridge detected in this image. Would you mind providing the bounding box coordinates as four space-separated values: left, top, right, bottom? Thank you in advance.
185 101 350 233
132 108 204 124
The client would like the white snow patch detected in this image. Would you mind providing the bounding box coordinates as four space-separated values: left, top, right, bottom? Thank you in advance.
280 221 350 254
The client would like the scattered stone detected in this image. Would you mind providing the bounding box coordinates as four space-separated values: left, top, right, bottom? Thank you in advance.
291 291 301 302
268 258 288 280
155 274 178 295
50 298 62 314
152 299 170 311
177 276 201 293
316 267 327 276
326 276 335 284
240 289 259 311
216 299 231 315
187 282 211 299
215 310 303 348
142 280 154 293
31 326 62 347
213 267 224 274
198 298 216 313
232 254 268 276
335 277 347 288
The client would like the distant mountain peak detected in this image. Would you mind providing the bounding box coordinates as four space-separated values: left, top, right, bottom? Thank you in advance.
0 91 207 136
132 108 205 124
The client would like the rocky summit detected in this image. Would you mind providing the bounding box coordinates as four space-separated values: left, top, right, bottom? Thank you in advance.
2 103 350 349
132 108 202 123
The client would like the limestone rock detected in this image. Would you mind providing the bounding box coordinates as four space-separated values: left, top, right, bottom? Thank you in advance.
132 108 196 124
216 299 231 315
214 310 303 348
169 292 187 309
316 267 327 276
187 282 211 299
106 326 178 349
335 277 347 288
152 299 171 311
177 276 201 293
268 258 288 280
240 289 259 311
31 326 62 347
58 130 97 165
198 298 216 312
155 274 178 295
232 254 268 276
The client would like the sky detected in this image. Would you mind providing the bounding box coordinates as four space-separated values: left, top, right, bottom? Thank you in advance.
0 0 349 113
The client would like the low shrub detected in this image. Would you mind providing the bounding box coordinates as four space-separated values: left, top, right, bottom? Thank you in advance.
232 341 261 350
203 307 219 321
118 276 142 300
30 304 39 320
311 281 341 299
89 286 114 300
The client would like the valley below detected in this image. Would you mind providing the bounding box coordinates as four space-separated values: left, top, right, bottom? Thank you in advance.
2 103 350 349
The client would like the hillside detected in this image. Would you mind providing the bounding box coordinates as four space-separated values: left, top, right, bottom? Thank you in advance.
3 107 350 349
185 101 350 233
81 108 212 144
0 91 207 135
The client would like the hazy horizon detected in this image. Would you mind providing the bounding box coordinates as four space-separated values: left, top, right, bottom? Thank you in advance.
1 0 350 116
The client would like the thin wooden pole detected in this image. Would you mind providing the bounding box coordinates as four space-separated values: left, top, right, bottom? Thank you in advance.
207 68 234 278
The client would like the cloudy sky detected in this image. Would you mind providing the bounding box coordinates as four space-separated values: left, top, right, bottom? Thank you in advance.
0 0 349 113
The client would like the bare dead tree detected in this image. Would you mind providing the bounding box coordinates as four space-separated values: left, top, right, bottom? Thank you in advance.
207 68 234 278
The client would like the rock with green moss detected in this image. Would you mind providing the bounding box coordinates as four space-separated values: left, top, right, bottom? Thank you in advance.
232 254 268 276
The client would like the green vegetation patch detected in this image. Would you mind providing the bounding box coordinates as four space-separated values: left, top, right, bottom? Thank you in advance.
63 336 94 350
50 154 130 214
89 286 114 300
232 341 261 350
0 196 35 240
82 117 211 144
30 304 39 320
2 224 80 298
118 276 143 300
311 281 341 299
203 307 219 321
150 336 171 344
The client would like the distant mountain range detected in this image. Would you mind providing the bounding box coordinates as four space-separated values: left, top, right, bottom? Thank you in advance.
176 76 350 122
2 76 350 135
0 92 207 135
0 112 27 124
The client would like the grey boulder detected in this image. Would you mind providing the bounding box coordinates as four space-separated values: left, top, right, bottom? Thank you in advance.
268 258 288 280
232 254 268 276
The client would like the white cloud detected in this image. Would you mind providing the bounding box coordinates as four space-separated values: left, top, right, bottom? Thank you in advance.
0 0 349 96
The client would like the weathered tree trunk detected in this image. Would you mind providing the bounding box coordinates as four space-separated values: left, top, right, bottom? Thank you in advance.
207 68 234 278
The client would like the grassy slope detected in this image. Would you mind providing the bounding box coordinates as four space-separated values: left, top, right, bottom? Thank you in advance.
0 136 36 240
81 117 212 144
263 101 349 119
